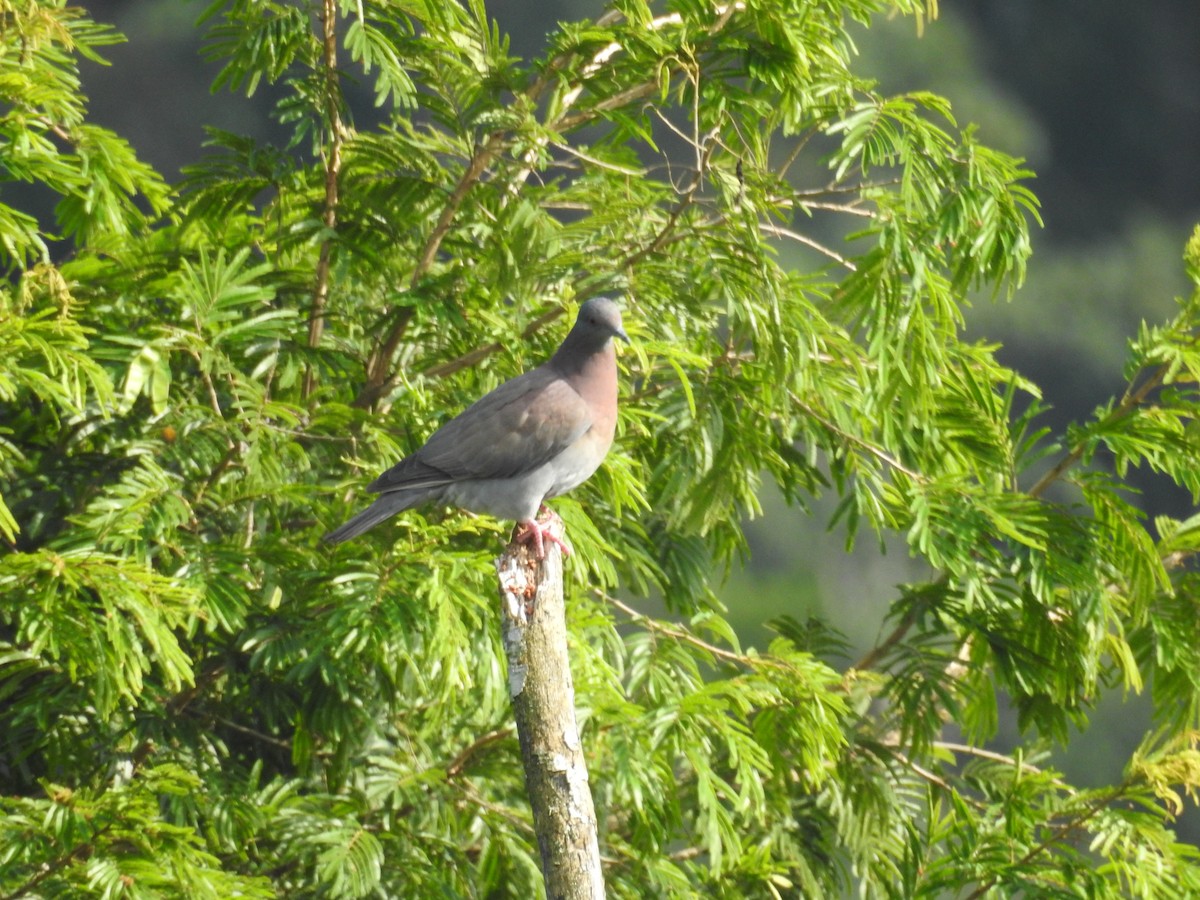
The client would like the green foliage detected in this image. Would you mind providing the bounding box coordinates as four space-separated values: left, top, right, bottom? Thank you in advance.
2 0 1200 896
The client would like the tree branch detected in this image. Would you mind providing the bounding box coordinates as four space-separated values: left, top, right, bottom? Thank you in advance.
856 360 1171 671
963 784 1127 900
353 3 747 407
1027 363 1167 498
791 393 922 480
446 727 513 779
763 223 858 270
496 516 605 899
0 837 100 900
304 0 344 400
852 598 926 671
354 132 507 408
600 590 761 668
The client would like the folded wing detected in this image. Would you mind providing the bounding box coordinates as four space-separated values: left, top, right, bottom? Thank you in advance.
367 366 592 494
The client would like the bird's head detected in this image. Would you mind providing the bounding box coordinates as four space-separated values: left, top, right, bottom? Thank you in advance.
574 296 630 346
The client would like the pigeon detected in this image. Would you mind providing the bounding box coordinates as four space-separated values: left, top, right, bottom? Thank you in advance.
324 297 629 557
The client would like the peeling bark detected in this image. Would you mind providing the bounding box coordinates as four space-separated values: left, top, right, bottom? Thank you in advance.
496 517 605 899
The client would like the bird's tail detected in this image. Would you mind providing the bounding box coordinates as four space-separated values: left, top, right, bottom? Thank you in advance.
322 491 429 545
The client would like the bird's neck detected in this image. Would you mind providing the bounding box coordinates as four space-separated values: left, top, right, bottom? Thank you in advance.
551 333 612 377
552 338 616 402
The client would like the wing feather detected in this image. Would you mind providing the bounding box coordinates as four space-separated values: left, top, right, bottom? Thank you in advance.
367 366 591 494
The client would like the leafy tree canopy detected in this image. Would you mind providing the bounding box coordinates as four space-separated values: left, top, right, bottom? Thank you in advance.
2 0 1199 896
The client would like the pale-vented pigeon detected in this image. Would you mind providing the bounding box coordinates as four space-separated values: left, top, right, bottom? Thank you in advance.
324 297 628 556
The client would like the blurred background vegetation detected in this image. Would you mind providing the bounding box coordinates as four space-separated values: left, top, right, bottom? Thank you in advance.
73 0 1200 839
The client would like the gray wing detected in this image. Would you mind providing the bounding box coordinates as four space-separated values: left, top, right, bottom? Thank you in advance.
368 366 592 494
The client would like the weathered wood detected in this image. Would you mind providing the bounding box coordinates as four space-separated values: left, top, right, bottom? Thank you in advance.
495 516 605 900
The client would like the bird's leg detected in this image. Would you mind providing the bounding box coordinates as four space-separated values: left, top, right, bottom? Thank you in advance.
515 514 570 559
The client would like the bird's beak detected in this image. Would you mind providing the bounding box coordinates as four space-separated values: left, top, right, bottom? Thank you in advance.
614 325 630 343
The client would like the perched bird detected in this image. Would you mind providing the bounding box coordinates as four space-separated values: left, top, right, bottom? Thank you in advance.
324 297 629 557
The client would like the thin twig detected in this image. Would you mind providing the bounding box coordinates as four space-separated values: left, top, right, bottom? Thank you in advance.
599 590 769 670
0 836 103 900
354 132 506 408
182 344 224 419
354 2 745 404
934 742 1070 789
414 134 506 283
892 748 956 794
853 599 925 671
214 716 294 750
422 308 565 381
525 8 626 104
446 727 514 778
555 82 662 132
456 779 537 836
541 6 738 134
1027 364 1167 499
790 392 921 480
856 361 1171 671
963 784 1127 900
776 125 821 182
762 222 858 271
622 151 714 270
553 142 646 176
792 177 904 198
790 199 874 218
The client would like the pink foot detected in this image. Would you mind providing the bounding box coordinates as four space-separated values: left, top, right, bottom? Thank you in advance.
515 516 570 559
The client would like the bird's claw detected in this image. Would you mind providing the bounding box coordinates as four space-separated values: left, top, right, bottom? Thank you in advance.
515 514 570 559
